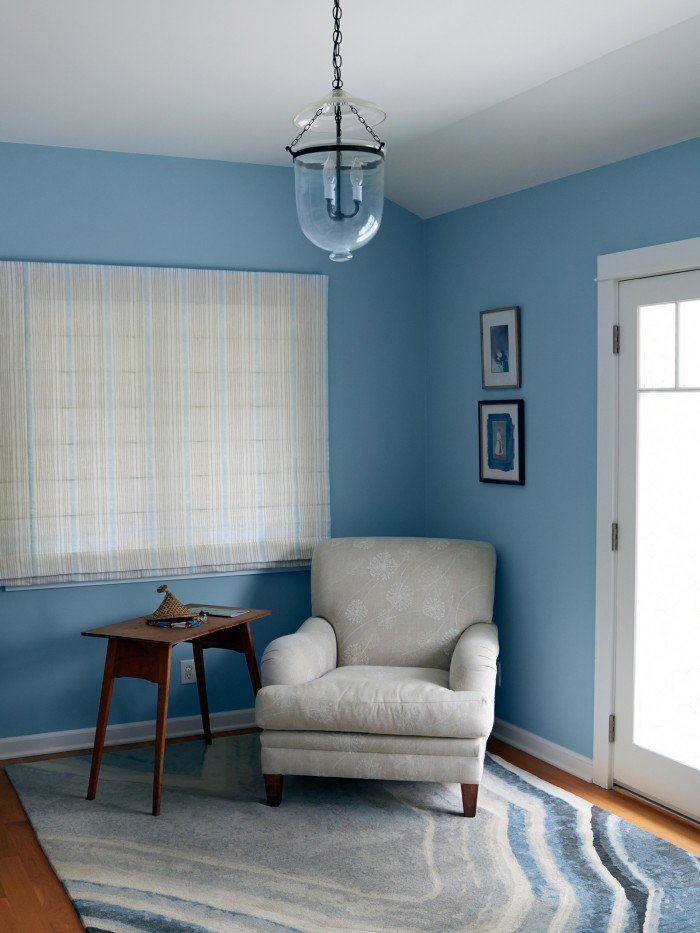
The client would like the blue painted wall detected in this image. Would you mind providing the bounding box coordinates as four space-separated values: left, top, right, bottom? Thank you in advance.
425 136 700 757
5 136 700 757
0 142 427 740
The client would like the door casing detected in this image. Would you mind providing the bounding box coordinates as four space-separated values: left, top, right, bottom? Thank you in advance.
594 236 700 788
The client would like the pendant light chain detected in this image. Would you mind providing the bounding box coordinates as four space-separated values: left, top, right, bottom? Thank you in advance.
286 0 385 153
330 0 382 146
287 105 326 152
332 0 343 89
350 105 383 147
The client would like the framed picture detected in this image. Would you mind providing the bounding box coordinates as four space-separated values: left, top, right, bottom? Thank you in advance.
480 306 521 389
478 400 525 485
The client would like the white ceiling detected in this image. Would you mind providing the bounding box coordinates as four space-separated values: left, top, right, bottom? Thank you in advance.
2 1 700 218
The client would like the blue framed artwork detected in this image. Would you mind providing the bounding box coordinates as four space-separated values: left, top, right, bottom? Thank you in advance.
480 306 521 389
479 400 525 484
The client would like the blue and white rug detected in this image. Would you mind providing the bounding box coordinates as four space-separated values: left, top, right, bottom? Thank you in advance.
7 732 700 932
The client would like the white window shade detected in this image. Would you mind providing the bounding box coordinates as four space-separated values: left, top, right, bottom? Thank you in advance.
0 262 329 587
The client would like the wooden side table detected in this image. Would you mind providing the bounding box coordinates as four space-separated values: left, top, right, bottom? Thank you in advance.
82 606 270 815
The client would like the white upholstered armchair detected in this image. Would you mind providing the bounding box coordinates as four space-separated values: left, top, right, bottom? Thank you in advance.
254 537 499 816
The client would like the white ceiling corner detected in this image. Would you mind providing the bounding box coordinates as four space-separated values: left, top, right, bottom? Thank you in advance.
1 0 700 218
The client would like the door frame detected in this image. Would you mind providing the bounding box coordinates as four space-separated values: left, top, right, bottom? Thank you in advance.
594 235 700 788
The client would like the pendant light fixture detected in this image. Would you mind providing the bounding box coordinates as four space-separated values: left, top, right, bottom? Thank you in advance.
287 0 386 262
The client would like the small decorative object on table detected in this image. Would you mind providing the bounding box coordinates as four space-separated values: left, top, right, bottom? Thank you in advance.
146 584 208 628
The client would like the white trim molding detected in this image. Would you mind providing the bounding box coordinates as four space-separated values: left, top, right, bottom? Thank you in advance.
594 269 619 789
492 718 593 782
597 236 700 282
594 236 700 789
5 711 595 782
0 708 257 762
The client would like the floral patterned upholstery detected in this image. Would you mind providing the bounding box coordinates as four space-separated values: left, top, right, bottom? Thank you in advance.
255 537 499 814
311 536 496 668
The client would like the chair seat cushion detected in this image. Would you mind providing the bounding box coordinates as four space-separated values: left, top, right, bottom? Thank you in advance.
254 665 493 739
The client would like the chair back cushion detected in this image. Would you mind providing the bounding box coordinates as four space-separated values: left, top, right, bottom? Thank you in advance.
311 537 496 669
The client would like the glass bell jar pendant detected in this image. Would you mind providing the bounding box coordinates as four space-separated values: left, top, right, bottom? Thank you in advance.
287 3 386 262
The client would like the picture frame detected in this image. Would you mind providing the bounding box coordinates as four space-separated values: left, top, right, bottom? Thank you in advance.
478 399 525 485
480 306 521 389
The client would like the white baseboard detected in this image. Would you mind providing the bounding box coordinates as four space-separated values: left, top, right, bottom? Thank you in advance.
492 718 594 782
3 711 593 783
0 708 257 762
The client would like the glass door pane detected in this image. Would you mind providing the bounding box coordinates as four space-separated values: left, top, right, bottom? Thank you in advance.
634 298 700 770
635 392 700 770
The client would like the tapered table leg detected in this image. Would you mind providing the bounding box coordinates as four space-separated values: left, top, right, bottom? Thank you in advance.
240 622 262 695
192 641 212 745
151 646 171 816
87 640 118 800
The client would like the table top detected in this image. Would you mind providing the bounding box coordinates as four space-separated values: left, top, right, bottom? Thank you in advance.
81 606 271 645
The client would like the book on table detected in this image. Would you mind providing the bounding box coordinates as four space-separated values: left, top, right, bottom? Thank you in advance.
186 605 248 618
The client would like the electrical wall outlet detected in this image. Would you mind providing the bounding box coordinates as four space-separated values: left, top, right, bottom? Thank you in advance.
180 659 197 684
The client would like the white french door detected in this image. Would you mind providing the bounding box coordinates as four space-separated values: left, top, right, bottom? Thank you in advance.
614 269 700 822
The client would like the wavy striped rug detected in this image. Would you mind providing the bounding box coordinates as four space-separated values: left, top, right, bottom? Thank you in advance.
7 733 699 932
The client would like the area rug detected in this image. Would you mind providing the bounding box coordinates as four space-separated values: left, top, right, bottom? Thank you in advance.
6 733 700 933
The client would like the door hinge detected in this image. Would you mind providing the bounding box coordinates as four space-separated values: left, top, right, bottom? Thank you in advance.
609 714 616 743
612 522 619 551
613 324 620 354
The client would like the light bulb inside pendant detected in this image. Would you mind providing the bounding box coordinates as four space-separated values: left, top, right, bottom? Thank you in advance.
323 154 337 205
350 158 363 201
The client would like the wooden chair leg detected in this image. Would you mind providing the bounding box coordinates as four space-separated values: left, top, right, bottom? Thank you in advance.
264 773 283 807
461 783 478 817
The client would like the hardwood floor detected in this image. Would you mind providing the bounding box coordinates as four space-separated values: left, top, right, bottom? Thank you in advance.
1 733 699 931
487 738 700 857
0 761 83 933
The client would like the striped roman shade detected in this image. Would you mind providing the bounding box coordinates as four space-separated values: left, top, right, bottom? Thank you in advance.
0 262 329 587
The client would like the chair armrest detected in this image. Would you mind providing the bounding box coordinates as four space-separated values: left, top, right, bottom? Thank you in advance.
449 622 499 694
260 616 338 687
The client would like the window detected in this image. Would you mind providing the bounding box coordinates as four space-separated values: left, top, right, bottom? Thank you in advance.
0 261 329 587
